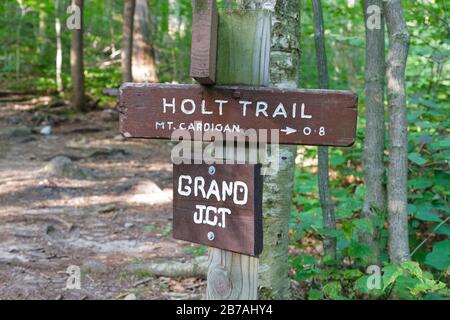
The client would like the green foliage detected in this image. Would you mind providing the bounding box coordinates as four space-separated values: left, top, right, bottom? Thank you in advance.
0 0 447 300
425 241 450 271
290 0 449 300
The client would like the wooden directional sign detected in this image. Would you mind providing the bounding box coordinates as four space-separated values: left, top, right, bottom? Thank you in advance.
119 83 358 146
173 163 263 256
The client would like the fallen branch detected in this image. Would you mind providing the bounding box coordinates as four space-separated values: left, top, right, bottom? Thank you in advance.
126 256 208 279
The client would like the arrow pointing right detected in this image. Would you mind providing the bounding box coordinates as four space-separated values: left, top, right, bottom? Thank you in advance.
281 127 297 135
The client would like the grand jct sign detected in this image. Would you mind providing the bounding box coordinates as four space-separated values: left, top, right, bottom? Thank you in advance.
172 163 263 256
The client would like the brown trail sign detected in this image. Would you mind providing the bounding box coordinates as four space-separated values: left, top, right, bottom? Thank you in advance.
173 163 263 256
119 83 358 146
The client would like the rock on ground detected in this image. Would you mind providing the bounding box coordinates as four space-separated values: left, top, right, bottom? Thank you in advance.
44 156 92 180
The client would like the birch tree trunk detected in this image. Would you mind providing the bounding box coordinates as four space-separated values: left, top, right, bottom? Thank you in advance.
122 0 136 83
132 0 159 83
312 0 337 261
240 0 300 299
70 0 85 111
362 0 386 265
384 0 410 264
55 0 63 93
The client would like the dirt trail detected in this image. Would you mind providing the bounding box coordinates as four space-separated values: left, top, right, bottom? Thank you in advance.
0 94 206 300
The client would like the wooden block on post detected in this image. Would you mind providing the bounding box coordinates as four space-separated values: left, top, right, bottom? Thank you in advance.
190 0 218 85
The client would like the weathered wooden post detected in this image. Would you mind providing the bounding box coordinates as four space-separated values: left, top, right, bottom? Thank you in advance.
119 0 358 301
205 8 271 300
190 0 218 85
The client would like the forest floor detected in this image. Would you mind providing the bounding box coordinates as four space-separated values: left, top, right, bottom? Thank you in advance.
0 93 207 300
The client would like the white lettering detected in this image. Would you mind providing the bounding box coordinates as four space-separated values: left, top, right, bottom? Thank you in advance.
301 103 312 119
201 100 212 115
163 98 176 114
273 103 288 118
181 99 196 114
256 102 269 117
214 100 228 115
239 101 252 117
178 175 192 196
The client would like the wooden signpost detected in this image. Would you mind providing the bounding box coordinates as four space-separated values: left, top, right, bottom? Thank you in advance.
173 163 263 256
190 0 218 85
118 0 358 300
119 83 358 146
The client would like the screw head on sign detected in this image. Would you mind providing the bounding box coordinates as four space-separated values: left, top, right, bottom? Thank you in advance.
208 166 216 175
207 231 215 241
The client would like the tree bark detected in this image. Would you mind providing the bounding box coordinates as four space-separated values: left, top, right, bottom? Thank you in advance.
312 0 337 261
362 0 386 265
384 0 410 264
132 0 159 82
37 7 47 58
55 0 63 93
239 0 300 300
107 0 116 54
16 0 24 82
70 0 85 111
122 0 136 83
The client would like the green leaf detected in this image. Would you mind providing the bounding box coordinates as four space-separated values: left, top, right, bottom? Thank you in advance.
408 152 427 165
343 269 363 280
409 177 433 190
323 281 342 300
341 221 353 240
382 264 403 291
401 261 423 279
307 289 323 300
393 275 420 299
424 293 448 300
436 137 450 149
347 243 371 259
411 279 446 296
415 209 442 222
353 218 374 234
355 276 371 295
425 241 450 271
295 267 321 282
434 224 450 236
330 154 346 166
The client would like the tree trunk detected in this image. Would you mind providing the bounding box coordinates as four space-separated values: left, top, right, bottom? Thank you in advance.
362 0 386 265
384 0 410 264
312 0 337 262
122 0 136 83
37 8 47 58
16 0 24 82
239 0 300 300
55 0 63 93
70 0 85 111
107 0 116 54
132 0 159 82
